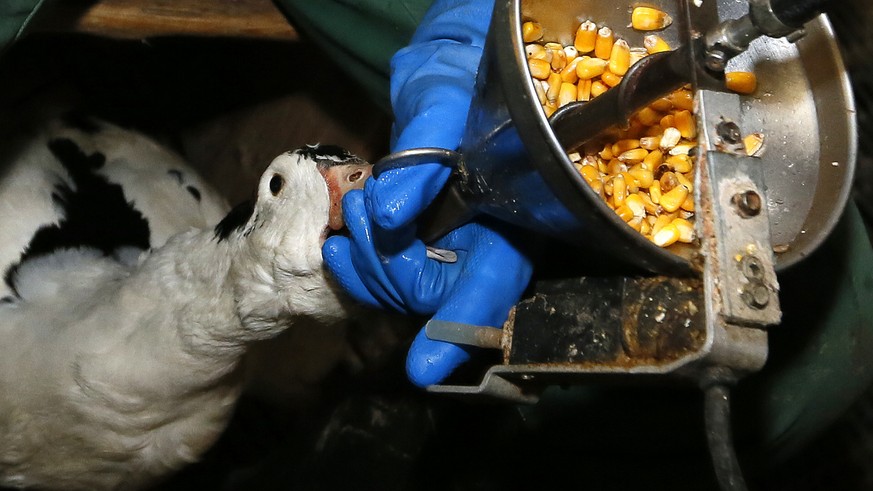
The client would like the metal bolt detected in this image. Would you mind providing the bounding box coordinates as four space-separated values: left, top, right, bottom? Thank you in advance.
732 190 762 217
716 120 742 145
705 49 727 72
741 254 765 280
741 282 770 309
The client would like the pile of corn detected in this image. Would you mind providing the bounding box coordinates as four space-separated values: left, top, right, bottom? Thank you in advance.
523 7 757 248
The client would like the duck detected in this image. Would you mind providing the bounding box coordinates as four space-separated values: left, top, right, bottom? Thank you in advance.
0 114 372 490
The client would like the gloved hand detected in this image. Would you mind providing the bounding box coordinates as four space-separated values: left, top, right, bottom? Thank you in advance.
323 0 533 387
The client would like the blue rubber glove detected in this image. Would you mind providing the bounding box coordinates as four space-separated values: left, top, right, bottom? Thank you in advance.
323 0 533 387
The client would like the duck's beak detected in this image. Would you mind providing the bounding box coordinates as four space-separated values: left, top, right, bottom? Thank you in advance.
319 162 373 231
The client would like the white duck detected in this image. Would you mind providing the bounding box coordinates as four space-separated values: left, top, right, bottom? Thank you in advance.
0 115 372 490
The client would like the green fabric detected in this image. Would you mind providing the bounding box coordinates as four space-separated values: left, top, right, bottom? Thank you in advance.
272 0 433 112
737 201 873 460
0 0 44 55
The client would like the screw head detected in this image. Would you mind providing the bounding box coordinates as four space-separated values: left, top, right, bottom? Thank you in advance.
741 254 765 280
742 282 770 309
716 120 742 145
732 190 762 218
705 49 728 72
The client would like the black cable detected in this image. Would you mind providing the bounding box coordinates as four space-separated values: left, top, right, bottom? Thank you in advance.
703 382 749 491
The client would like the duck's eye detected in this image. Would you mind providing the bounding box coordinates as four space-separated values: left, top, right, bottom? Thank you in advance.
269 174 284 195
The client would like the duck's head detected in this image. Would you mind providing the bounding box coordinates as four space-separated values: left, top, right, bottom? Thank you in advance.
217 144 371 328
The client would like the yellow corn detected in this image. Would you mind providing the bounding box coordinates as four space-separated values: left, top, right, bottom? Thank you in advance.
579 164 600 184
659 171 679 192
550 47 567 71
612 138 640 156
649 180 662 205
674 110 697 139
528 58 551 79
577 78 592 102
624 193 647 218
668 89 694 111
522 21 544 43
558 82 577 107
639 135 661 150
669 143 695 156
660 184 689 212
680 193 695 212
673 217 695 243
631 7 673 31
561 58 581 83
574 20 597 53
628 165 654 188
606 159 627 176
608 39 631 76
643 148 664 168
543 102 557 117
564 46 578 62
725 71 757 94
601 70 622 87
627 217 644 232
666 154 693 173
615 203 635 222
612 174 627 207
675 172 693 192
743 132 765 156
636 107 662 126
650 97 673 112
546 72 562 104
629 47 648 67
599 143 614 160
618 148 649 164
644 34 671 54
653 222 680 247
640 218 652 236
594 26 614 60
591 80 609 98
526 43 549 60
575 57 608 80
651 213 673 237
638 191 659 215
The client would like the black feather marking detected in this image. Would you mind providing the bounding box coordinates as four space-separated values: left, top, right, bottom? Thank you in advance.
214 200 255 242
61 111 102 134
3 137 151 295
186 185 201 202
296 144 367 168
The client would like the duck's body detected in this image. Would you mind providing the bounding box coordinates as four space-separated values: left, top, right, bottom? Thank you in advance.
0 116 370 490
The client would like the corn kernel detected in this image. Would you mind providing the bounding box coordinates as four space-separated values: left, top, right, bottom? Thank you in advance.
612 139 640 156
579 164 600 184
577 78 592 101
576 57 608 80
726 71 757 94
612 174 627 207
680 193 695 212
669 143 695 156
651 214 673 236
660 185 689 213
660 114 676 129
636 107 662 126
653 222 680 247
743 132 765 156
594 26 614 60
650 97 673 112
629 47 648 66
643 148 664 168
522 21 544 43
668 89 694 111
591 80 609 98
631 7 673 31
639 135 661 150
627 217 644 232
638 191 659 214
673 217 695 242
628 165 654 188
561 58 581 83
674 110 697 139
599 143 614 160
558 82 578 107
550 47 567 71
543 102 557 117
659 171 679 193
606 159 627 176
618 148 649 164
526 43 549 60
574 20 597 53
622 171 640 193
640 218 652 236
608 39 631 76
644 34 671 54
564 46 579 62
675 172 693 192
660 127 681 150
546 72 562 104
624 193 646 218
601 70 623 87
666 154 693 173
528 58 551 79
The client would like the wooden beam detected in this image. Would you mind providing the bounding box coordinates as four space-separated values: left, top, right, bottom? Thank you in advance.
32 0 298 41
